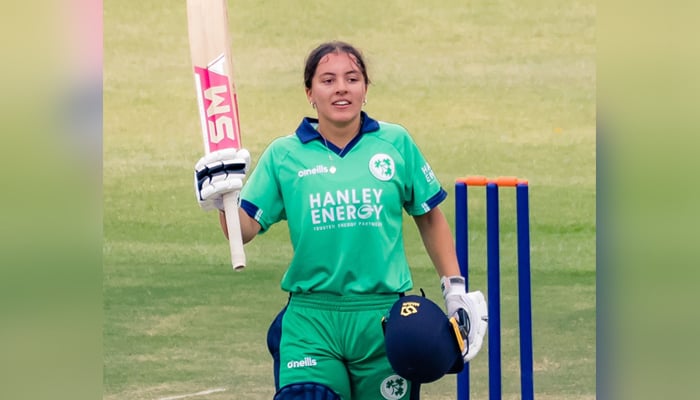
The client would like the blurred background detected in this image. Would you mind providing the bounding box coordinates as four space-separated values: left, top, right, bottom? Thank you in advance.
1 0 699 399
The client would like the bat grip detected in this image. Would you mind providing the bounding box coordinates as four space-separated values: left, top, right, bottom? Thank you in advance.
222 190 246 270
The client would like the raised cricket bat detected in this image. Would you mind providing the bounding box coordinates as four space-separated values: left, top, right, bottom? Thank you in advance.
186 0 245 270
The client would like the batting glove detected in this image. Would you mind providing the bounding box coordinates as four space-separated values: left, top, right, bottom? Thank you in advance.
194 148 250 211
441 275 488 362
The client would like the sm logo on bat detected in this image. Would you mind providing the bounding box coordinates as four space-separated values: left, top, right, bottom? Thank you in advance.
193 55 242 152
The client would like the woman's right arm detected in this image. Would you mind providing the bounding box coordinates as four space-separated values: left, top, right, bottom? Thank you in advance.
219 208 261 244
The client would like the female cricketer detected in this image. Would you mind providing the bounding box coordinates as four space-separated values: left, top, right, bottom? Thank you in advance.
194 41 487 400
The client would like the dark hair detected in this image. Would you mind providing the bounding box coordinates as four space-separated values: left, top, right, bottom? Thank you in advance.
303 41 371 89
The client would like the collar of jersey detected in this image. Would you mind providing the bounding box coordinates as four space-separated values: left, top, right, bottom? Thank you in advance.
295 111 380 149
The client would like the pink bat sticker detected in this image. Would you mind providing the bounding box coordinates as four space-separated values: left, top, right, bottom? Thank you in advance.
193 56 242 152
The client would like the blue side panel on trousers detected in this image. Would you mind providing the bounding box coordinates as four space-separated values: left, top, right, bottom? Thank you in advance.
267 306 287 391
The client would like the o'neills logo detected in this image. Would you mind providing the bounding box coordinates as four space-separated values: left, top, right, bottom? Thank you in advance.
287 357 318 369
298 164 331 178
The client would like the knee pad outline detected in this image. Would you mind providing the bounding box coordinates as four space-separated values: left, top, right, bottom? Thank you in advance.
273 382 340 400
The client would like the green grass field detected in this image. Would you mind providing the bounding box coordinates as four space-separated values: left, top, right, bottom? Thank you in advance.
104 0 595 399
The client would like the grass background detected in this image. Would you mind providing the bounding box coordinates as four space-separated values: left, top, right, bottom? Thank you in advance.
103 0 595 399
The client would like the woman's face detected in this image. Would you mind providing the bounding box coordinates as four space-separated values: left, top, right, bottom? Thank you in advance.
306 52 368 127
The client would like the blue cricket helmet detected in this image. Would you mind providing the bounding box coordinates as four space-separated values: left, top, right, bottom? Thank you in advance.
383 295 465 383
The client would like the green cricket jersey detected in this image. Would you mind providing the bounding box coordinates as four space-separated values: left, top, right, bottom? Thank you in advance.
240 112 447 295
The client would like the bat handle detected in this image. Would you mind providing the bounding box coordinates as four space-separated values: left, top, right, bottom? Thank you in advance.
222 190 246 270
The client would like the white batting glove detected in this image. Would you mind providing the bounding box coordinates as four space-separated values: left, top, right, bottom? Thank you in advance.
194 148 250 211
441 275 488 362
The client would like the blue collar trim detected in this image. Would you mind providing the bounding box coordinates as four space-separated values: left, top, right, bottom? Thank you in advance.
295 111 380 146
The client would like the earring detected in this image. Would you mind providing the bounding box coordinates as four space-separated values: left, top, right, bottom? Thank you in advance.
310 102 316 109
362 99 367 106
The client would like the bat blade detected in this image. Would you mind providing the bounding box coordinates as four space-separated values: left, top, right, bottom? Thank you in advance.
187 0 246 270
192 54 242 152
